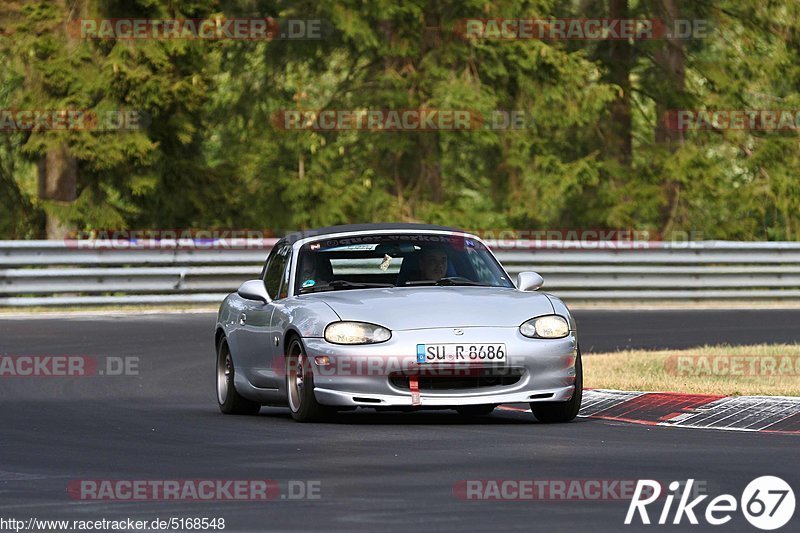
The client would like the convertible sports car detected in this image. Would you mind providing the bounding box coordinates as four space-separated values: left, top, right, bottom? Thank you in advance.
215 223 581 422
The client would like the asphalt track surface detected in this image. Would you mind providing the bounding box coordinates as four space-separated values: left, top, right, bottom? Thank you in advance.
1 309 798 532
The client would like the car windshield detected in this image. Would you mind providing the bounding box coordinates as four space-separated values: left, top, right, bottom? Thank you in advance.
295 233 514 294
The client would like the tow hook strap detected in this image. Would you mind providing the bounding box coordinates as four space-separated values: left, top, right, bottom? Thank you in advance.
410 375 421 406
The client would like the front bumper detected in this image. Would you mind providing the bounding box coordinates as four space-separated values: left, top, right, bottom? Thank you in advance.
303 326 578 408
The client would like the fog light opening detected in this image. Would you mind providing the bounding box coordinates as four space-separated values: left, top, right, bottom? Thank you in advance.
352 397 381 404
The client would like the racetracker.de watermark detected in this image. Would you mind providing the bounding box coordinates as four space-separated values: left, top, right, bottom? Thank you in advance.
272 109 529 131
455 18 711 40
664 109 800 131
455 479 711 502
276 354 574 377
454 479 666 501
64 229 278 250
666 355 800 377
0 109 146 131
66 480 321 501
69 18 326 40
0 356 138 377
471 229 707 250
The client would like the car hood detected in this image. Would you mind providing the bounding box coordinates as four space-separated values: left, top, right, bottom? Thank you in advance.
303 286 556 331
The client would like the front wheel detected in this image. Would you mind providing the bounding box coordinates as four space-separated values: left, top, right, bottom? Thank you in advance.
286 338 332 422
530 349 583 423
217 337 261 415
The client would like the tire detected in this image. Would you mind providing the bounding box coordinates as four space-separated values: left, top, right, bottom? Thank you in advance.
216 337 261 415
286 337 332 422
455 405 496 417
530 348 583 423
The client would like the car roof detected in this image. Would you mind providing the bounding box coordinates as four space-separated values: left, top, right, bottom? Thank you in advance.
282 223 465 244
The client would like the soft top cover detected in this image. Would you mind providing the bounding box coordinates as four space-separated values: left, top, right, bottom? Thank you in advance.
283 223 465 245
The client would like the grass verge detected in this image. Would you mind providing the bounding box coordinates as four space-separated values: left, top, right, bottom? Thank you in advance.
584 344 800 397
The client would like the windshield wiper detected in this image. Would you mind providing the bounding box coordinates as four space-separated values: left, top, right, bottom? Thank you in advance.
301 280 394 293
405 277 491 287
436 277 491 286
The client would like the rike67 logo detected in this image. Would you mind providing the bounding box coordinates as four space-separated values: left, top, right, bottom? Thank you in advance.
626 477 795 530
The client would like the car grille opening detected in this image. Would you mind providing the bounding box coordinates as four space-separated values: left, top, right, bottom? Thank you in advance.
389 368 524 391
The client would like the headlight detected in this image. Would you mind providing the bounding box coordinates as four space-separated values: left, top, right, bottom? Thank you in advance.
519 315 569 339
324 321 392 345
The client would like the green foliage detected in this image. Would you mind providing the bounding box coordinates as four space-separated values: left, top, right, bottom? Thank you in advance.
1 0 799 239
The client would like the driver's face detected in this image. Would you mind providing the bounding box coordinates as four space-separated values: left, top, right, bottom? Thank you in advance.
420 250 448 280
300 257 316 281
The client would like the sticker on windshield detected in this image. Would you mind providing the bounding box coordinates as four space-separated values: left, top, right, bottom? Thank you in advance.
302 279 316 288
379 254 392 271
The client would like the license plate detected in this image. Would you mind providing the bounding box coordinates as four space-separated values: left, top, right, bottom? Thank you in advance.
416 343 507 363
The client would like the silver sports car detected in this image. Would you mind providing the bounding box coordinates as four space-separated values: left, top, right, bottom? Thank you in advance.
215 223 581 422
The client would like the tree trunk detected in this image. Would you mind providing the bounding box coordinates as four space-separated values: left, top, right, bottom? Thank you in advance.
607 0 632 165
653 0 685 233
654 0 685 148
418 5 443 205
36 1 82 239
38 145 77 239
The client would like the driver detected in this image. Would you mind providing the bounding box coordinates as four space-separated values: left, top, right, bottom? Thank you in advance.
419 247 448 281
299 254 317 287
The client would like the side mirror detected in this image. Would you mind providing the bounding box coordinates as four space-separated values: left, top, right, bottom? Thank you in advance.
516 271 544 291
237 280 271 303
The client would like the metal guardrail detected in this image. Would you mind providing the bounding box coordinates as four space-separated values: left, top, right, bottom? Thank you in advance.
2 240 800 306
